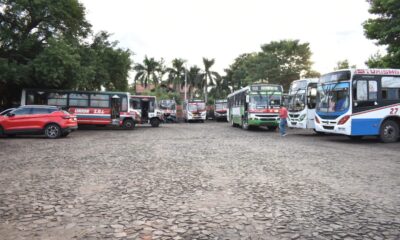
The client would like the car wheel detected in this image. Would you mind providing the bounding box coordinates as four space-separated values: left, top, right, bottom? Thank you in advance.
380 120 399 143
0 126 3 136
123 119 135 130
45 124 61 139
150 118 160 127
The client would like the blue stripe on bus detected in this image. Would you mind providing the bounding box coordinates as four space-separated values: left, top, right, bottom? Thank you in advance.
351 118 381 136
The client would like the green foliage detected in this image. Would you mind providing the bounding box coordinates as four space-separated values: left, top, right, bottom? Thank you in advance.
167 58 186 92
142 86 182 105
363 0 400 67
334 59 356 70
134 56 161 88
0 1 132 107
224 40 317 92
200 57 220 102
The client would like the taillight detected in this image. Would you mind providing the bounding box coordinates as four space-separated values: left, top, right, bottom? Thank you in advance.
315 116 320 124
338 115 350 125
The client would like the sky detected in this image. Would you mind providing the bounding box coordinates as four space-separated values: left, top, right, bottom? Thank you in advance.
80 0 382 79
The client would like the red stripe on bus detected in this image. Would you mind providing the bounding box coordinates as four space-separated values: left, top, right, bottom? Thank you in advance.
351 103 400 116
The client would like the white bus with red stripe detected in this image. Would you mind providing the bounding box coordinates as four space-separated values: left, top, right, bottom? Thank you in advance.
21 89 139 129
314 69 400 142
183 100 206 122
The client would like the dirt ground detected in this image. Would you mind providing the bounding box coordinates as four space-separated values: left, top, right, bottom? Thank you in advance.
0 122 399 240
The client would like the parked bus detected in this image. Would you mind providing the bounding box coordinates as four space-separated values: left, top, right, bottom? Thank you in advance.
159 99 177 122
287 79 319 130
183 99 206 122
21 89 138 129
130 96 163 127
227 84 283 130
314 69 400 143
214 99 228 121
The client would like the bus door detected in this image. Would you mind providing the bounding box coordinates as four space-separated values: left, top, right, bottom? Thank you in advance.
307 83 317 128
141 98 149 122
111 95 121 125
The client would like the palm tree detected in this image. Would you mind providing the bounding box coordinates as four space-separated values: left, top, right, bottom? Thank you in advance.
156 58 169 85
186 65 202 99
167 58 186 93
133 56 160 89
201 58 221 103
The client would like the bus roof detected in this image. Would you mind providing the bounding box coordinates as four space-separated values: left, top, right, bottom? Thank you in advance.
23 88 130 96
131 95 156 99
227 83 283 98
353 69 400 75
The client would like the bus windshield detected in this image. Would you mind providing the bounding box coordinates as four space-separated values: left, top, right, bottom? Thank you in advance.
288 89 306 112
249 94 280 109
317 82 350 113
288 80 307 112
188 102 205 111
159 100 176 110
215 103 227 110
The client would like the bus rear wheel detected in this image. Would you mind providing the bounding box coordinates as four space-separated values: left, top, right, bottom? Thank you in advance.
123 119 135 130
380 120 399 143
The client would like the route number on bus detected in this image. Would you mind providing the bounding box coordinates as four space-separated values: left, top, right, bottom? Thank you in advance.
390 108 399 115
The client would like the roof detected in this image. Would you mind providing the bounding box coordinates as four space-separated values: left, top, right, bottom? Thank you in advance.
21 105 58 108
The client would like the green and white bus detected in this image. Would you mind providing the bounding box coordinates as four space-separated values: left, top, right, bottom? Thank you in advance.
227 84 283 130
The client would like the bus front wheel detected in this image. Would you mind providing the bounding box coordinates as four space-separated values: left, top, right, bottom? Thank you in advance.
380 120 399 143
150 118 160 127
242 118 249 130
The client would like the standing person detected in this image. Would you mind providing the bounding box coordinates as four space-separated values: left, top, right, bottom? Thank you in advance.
279 104 288 136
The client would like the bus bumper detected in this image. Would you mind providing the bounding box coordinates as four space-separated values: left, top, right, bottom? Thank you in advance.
248 119 279 127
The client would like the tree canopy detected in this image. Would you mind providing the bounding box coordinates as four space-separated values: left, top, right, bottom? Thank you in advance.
224 40 318 92
363 0 400 68
0 0 132 108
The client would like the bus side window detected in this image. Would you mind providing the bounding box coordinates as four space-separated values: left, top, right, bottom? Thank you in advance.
354 80 378 107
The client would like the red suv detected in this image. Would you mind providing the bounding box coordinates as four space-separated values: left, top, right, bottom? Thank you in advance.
0 105 78 138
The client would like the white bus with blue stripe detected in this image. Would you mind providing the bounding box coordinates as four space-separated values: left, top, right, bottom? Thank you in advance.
314 69 400 143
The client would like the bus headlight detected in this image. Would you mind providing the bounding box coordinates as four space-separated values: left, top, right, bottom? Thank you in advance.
299 114 306 121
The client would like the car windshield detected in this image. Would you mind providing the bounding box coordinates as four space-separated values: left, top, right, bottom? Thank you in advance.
188 103 205 111
317 82 350 113
215 103 227 110
288 89 306 112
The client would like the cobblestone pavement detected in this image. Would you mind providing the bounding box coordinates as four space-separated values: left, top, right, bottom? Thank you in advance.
0 122 399 240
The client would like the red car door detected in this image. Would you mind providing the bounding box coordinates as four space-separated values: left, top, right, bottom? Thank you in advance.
2 108 33 131
30 108 52 130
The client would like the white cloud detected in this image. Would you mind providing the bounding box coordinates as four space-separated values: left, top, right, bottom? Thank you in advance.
81 0 381 78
